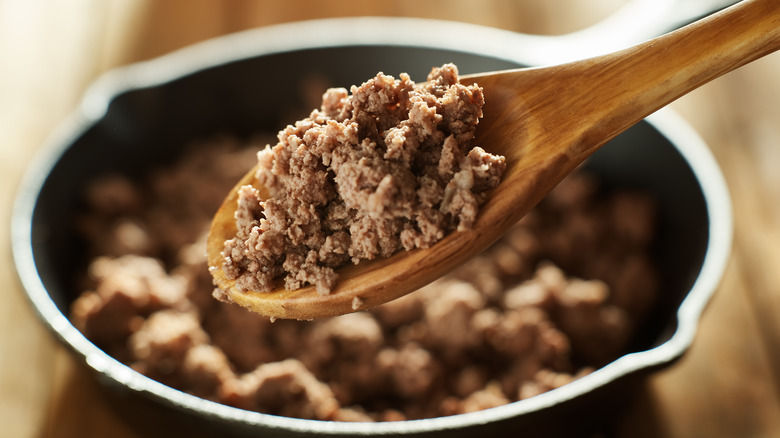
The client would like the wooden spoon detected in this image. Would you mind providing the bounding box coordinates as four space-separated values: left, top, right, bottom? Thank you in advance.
208 0 780 320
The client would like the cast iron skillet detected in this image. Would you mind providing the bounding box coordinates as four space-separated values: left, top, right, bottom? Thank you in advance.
12 16 732 438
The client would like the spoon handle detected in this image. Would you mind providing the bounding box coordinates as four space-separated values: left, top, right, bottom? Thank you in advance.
472 0 780 166
563 0 780 160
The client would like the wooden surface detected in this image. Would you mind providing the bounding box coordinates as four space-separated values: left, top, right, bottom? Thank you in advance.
2 1 779 436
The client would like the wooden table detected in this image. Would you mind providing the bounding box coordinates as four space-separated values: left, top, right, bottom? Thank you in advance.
2 1 779 436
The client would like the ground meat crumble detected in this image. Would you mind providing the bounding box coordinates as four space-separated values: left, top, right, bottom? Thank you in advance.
219 63 506 296
69 70 660 423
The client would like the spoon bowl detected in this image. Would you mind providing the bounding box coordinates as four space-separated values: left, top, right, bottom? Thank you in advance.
208 0 779 320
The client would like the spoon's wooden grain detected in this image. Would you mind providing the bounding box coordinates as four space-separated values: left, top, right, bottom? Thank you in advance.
208 0 780 320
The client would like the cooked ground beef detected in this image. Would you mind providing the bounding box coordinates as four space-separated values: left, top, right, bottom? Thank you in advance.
219 64 505 296
69 68 659 422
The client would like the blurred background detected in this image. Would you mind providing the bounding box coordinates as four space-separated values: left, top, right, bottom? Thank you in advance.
1 0 779 436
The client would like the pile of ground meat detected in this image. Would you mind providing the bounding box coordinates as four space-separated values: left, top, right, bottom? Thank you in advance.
219 63 505 296
70 135 659 421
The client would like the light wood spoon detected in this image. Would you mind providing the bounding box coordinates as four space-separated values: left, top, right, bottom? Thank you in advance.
208 0 779 320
